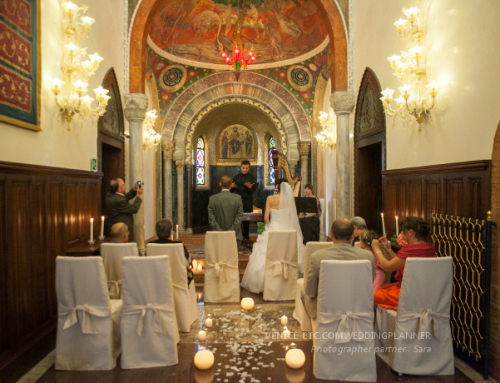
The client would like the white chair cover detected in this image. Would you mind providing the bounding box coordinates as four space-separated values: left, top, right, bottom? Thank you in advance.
263 230 298 301
120 256 179 369
375 257 454 375
147 243 197 332
293 241 335 331
55 256 122 370
313 260 376 382
100 243 139 299
204 231 240 303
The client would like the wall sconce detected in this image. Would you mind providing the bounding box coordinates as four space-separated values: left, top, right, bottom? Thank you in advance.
51 1 109 130
143 109 161 150
380 0 439 132
315 110 336 150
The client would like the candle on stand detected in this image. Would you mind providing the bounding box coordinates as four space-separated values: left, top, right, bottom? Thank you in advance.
198 330 207 341
176 224 179 240
281 315 288 326
395 216 399 236
89 218 94 243
205 315 213 328
283 327 290 340
381 213 386 236
100 216 105 239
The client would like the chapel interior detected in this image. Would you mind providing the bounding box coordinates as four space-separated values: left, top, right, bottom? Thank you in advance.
1 0 500 382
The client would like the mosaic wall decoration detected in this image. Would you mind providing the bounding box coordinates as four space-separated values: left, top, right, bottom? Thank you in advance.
0 0 41 131
159 64 187 93
196 136 205 185
268 136 276 185
217 123 257 164
287 65 313 92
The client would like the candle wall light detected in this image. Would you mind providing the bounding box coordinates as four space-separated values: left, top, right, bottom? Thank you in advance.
51 2 110 130
379 0 440 132
143 109 161 150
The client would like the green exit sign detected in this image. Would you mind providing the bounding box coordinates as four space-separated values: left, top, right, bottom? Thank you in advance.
91 158 97 172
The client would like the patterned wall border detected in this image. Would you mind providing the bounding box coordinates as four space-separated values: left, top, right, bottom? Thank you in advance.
184 97 288 164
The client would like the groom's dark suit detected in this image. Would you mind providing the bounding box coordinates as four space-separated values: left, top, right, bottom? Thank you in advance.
208 190 244 240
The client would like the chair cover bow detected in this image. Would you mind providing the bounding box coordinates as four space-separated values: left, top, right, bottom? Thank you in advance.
123 303 175 335
318 311 374 344
107 280 122 299
398 309 450 339
59 304 111 334
266 260 297 280
207 262 238 282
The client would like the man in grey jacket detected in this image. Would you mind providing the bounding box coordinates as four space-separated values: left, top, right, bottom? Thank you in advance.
208 175 244 240
301 218 375 319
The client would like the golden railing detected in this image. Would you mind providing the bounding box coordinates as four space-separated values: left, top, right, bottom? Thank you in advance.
431 213 495 379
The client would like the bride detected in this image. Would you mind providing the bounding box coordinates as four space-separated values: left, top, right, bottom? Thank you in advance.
241 178 305 293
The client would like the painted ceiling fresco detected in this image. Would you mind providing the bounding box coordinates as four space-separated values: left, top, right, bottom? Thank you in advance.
148 0 329 65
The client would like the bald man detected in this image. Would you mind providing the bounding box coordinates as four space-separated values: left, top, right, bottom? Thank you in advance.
110 223 129 243
105 178 143 241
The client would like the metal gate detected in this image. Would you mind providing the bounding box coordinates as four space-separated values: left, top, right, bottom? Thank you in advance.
431 213 495 379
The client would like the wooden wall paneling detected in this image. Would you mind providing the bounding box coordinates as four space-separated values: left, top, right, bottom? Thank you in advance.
424 178 441 218
409 180 423 218
445 178 464 217
0 180 5 354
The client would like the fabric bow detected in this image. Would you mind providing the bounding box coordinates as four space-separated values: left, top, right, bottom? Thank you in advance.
398 309 450 339
207 262 238 282
107 280 122 299
267 260 297 280
59 304 111 334
123 303 175 335
318 311 374 344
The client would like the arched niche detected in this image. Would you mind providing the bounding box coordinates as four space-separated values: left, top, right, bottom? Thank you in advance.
354 67 386 233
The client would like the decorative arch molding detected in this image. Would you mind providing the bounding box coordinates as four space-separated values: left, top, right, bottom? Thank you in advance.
162 71 310 143
99 67 125 137
180 97 288 164
128 0 348 94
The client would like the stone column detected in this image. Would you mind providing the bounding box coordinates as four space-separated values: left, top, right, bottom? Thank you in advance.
289 160 298 177
331 91 355 220
176 161 185 233
185 164 193 234
162 141 175 220
298 142 311 187
124 93 148 252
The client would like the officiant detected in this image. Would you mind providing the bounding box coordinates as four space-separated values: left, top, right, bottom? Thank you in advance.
230 160 257 244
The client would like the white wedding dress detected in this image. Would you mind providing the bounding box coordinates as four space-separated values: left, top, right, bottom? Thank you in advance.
240 183 305 294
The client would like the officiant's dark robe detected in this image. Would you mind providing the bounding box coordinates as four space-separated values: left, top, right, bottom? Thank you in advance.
208 190 243 240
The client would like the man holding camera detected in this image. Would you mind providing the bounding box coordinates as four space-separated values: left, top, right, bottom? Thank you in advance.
105 178 144 242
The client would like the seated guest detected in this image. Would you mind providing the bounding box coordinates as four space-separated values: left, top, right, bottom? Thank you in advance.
298 183 322 244
301 218 375 319
110 223 129 243
372 217 435 310
350 216 367 247
358 229 386 292
150 218 193 286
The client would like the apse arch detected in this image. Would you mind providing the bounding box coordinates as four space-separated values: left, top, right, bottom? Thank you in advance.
129 0 348 93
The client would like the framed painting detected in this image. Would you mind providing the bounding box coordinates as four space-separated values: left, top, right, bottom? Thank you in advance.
217 124 257 164
0 0 41 131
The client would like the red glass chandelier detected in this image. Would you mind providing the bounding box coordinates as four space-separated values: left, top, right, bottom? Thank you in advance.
221 41 256 72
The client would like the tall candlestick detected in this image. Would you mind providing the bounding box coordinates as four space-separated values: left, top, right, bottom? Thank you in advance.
395 216 399 236
176 224 179 240
381 213 386 236
100 216 105 239
89 218 94 244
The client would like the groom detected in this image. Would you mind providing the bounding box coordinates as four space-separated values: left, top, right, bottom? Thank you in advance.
208 175 244 240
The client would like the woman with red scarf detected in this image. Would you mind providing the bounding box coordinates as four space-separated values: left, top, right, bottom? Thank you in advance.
371 217 435 310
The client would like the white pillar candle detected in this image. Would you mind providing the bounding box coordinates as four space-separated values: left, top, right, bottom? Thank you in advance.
381 213 386 236
281 315 288 326
176 224 179 240
198 330 207 341
197 263 202 272
241 297 255 310
205 315 213 327
395 216 399 236
89 218 94 243
283 327 290 340
100 216 105 238
194 349 214 370
285 348 305 369
193 259 198 270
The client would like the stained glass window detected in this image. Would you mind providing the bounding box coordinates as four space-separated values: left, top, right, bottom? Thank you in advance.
196 137 205 185
268 136 276 185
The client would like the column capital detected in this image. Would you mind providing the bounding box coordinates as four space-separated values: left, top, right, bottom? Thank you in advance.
162 141 175 159
298 142 311 158
331 91 356 115
124 93 149 122
175 161 185 172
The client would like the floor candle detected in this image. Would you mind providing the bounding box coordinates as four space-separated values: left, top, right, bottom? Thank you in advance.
241 297 255 310
194 349 214 370
281 315 288 326
205 315 213 327
285 348 305 369
283 327 290 340
198 330 207 341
